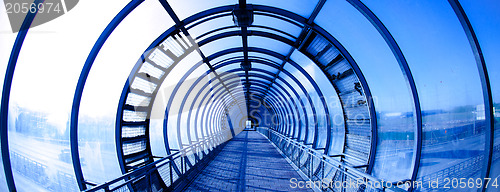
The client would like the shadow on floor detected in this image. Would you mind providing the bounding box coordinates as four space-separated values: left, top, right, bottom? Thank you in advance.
183 131 312 192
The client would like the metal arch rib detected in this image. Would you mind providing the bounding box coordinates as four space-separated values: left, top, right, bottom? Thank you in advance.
69 0 145 190
346 0 422 179
1 0 46 191
447 1 494 191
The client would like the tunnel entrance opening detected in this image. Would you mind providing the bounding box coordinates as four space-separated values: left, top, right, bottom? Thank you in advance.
244 120 256 131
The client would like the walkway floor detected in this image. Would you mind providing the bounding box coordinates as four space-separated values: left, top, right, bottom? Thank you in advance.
184 131 313 192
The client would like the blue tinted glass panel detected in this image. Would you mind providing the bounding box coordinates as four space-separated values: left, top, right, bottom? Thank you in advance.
248 36 292 56
249 26 295 41
188 15 234 40
168 0 234 21
0 2 16 188
201 83 221 143
252 14 302 39
284 63 327 148
276 79 305 140
290 50 345 155
268 91 293 136
272 85 300 137
360 0 485 186
0 155 5 191
250 71 273 80
249 0 319 19
279 65 314 144
215 62 240 76
6 0 143 190
317 0 416 181
265 97 285 133
256 105 274 128
153 52 202 150
81 0 173 183
178 65 211 145
460 1 500 188
281 75 310 142
251 63 279 75
211 52 244 67
200 37 242 57
248 76 267 83
248 52 283 66
194 78 215 142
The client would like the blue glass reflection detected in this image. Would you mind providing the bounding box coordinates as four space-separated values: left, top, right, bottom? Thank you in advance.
360 0 485 189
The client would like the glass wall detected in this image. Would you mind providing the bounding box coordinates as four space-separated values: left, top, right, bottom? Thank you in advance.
363 0 485 189
460 1 500 191
317 0 416 182
272 81 301 138
4 0 144 190
0 1 17 190
78 0 173 183
290 50 345 155
279 66 317 144
271 89 295 136
249 0 319 18
276 78 306 140
168 0 234 21
152 51 202 151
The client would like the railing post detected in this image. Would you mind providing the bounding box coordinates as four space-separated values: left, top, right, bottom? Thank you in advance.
321 157 325 191
308 152 311 178
341 167 346 192
182 154 185 174
146 169 152 192
298 148 302 167
169 161 173 185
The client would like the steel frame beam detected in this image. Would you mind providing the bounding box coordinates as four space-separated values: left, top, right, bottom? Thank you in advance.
1 0 488 191
158 0 246 155
1 2 386 190
180 70 213 151
447 1 494 191
194 25 339 149
201 84 227 148
1 1 45 191
176 54 309 145
193 80 218 149
70 0 145 190
204 76 292 131
218 61 317 142
164 60 205 152
208 48 311 140
258 0 330 150
223 80 296 132
213 48 321 142
238 0 251 118
158 0 244 111
225 77 307 135
204 85 239 143
347 0 421 178
220 74 302 137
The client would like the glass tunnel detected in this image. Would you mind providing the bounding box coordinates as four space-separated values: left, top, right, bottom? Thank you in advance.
0 0 499 191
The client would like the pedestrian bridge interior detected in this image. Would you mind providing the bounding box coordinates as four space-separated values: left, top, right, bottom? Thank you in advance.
0 0 499 191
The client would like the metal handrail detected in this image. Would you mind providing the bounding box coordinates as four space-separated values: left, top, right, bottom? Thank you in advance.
257 127 407 192
272 132 377 181
84 134 221 192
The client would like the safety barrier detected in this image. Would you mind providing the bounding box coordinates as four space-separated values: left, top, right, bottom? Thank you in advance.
84 134 227 192
256 127 406 192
